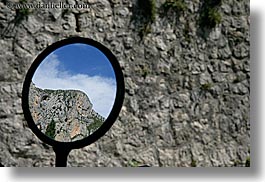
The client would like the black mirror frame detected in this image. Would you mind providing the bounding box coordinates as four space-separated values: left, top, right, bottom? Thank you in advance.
22 37 125 151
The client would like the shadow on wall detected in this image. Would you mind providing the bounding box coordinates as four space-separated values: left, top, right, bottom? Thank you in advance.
196 0 222 39
130 0 156 40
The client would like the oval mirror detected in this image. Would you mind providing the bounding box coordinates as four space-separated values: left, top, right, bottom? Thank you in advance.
22 37 124 166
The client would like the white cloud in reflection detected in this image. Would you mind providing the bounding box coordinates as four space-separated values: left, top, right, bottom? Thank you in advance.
32 54 116 118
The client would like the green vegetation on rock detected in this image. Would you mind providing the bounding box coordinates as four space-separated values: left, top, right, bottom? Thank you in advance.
138 0 156 23
127 159 141 167
15 0 32 23
191 158 197 167
87 117 103 135
205 8 222 27
45 120 56 139
162 0 187 14
184 21 191 42
200 0 222 28
142 65 151 79
136 0 156 39
245 156 250 167
139 23 152 40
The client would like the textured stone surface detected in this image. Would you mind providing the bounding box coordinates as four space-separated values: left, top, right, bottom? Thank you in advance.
29 83 104 142
0 0 250 167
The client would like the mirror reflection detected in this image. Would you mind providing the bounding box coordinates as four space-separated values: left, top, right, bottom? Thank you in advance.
28 43 117 142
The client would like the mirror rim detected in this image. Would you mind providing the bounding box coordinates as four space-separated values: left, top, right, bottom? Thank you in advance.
22 37 125 149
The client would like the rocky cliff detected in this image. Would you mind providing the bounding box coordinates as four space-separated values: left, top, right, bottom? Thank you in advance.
0 0 250 167
29 83 104 142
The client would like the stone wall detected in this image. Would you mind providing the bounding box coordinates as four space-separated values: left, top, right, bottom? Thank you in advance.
0 0 250 167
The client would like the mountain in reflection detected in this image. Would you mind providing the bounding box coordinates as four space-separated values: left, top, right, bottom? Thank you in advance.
29 83 105 142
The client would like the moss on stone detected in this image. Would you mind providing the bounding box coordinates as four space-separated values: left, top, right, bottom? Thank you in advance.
200 83 213 91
